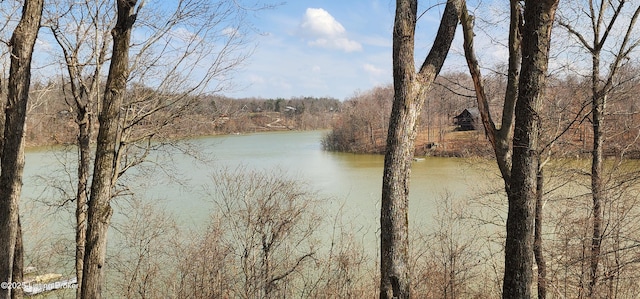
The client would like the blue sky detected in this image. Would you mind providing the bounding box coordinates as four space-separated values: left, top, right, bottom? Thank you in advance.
226 0 452 100
22 0 512 101
20 0 458 101
21 0 619 102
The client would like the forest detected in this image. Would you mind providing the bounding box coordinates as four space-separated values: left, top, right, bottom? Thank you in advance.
323 72 640 158
0 0 639 299
23 89 341 146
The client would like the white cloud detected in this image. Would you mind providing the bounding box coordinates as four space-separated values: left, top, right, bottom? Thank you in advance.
299 8 362 52
35 38 52 53
363 63 384 76
300 8 345 37
309 37 362 52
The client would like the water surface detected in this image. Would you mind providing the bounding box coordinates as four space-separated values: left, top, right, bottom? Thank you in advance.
21 130 498 263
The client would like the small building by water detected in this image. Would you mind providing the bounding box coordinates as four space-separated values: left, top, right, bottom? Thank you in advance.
453 108 480 131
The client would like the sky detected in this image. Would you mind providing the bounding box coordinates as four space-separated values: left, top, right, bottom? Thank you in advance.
18 0 517 102
15 0 465 102
17 0 506 100
14 0 625 102
225 0 453 100
223 0 640 101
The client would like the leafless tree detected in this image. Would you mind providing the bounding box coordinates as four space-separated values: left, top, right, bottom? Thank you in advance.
173 221 235 298
0 1 44 299
460 1 520 191
322 85 393 153
208 168 322 298
305 206 376 298
381 0 462 298
460 0 560 297
41 0 266 297
81 1 138 297
45 1 113 294
410 192 483 298
557 1 640 296
107 198 179 298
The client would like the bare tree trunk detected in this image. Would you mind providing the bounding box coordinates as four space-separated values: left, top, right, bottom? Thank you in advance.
54 39 96 299
10 218 23 299
53 35 94 299
49 4 112 296
0 1 43 298
534 163 547 299
587 30 606 298
557 2 640 296
589 80 604 299
503 1 558 298
81 1 137 298
75 112 91 298
380 1 460 298
460 0 522 193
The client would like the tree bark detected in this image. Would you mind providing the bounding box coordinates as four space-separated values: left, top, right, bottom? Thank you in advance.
10 218 23 299
587 16 606 295
54 38 92 299
49 6 111 296
534 164 547 299
0 1 43 298
75 110 91 298
81 1 137 298
52 33 94 299
588 69 604 299
380 1 460 298
503 1 558 298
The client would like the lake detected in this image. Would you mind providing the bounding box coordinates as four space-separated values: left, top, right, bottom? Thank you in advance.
20 130 501 273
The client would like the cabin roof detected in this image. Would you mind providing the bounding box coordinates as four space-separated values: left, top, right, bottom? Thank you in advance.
454 108 480 119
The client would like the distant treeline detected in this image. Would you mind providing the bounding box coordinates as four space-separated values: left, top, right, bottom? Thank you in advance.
186 95 341 134
24 81 341 146
21 69 640 159
323 72 640 158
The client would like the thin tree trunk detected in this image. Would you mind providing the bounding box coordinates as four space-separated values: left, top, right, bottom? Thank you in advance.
589 86 605 298
50 10 108 296
503 1 558 298
588 28 605 297
75 112 91 298
556 2 640 296
81 1 137 298
380 1 460 298
0 1 43 298
10 218 23 299
534 163 547 299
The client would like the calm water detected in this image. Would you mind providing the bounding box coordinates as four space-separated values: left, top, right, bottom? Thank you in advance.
21 130 498 261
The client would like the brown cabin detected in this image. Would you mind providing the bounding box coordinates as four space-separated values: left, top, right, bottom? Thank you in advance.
453 108 480 131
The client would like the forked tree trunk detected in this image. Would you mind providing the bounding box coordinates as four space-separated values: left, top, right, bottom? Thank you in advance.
380 1 460 298
459 0 522 192
503 1 558 298
50 10 108 296
0 1 43 298
81 1 137 298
